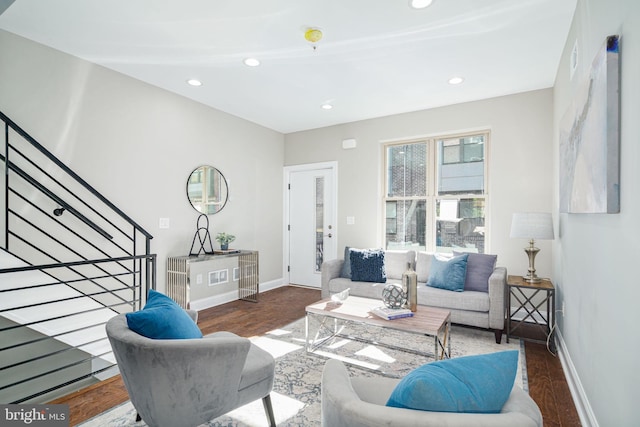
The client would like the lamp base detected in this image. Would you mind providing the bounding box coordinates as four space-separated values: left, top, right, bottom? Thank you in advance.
523 273 542 284
523 241 541 283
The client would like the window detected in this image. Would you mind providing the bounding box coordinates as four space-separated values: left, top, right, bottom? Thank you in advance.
383 132 488 254
441 135 485 165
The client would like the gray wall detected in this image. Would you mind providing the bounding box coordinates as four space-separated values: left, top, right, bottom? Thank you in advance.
0 30 285 291
552 0 640 425
285 89 555 278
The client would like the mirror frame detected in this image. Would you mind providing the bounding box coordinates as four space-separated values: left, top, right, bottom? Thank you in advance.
186 165 229 215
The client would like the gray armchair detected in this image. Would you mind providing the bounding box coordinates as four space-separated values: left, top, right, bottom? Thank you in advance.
106 310 276 427
321 359 543 427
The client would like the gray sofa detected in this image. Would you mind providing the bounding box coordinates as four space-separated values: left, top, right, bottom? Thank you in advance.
321 250 506 343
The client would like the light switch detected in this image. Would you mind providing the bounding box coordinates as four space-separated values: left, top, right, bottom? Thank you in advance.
159 218 170 229
196 274 203 285
346 216 355 225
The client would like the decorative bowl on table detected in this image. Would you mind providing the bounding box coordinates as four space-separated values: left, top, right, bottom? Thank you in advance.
331 288 350 305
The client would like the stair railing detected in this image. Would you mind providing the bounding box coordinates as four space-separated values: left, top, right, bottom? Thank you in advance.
0 110 156 403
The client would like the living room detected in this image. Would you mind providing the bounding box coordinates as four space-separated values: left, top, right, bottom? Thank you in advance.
0 0 637 426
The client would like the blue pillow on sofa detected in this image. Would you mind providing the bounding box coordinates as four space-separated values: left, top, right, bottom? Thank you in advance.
426 253 468 292
386 350 518 413
349 248 386 283
126 289 203 339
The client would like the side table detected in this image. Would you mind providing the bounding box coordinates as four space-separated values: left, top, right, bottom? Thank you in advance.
506 275 555 350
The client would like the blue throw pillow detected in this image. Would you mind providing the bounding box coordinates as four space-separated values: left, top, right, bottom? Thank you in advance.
126 289 203 339
386 350 518 413
339 246 352 278
453 251 497 292
349 248 386 283
426 253 469 291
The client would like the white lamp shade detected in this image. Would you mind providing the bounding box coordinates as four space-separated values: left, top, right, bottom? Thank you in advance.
510 212 554 240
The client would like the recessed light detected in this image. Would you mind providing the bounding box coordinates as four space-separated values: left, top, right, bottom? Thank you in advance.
244 58 260 67
321 103 333 110
186 79 202 87
410 0 434 9
448 76 464 85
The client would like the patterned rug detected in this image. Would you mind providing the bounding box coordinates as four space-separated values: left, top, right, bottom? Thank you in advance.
79 317 525 427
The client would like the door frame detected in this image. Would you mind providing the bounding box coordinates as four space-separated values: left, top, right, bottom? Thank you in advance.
283 161 338 285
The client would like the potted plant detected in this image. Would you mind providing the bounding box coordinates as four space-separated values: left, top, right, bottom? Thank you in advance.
215 232 235 250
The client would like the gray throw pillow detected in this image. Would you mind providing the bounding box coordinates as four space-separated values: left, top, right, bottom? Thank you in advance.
339 246 352 278
453 251 497 292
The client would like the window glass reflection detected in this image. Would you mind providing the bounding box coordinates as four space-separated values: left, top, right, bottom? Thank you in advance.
187 166 228 215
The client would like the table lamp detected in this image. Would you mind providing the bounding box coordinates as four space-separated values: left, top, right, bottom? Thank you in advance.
510 212 554 283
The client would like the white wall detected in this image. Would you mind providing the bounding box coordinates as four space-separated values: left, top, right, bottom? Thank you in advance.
552 1 640 425
0 30 285 292
285 89 555 278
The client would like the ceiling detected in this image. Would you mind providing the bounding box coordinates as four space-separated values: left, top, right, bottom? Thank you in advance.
0 0 577 134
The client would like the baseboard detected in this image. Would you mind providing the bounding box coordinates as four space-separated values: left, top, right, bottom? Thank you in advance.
555 330 598 427
260 278 286 292
189 278 286 311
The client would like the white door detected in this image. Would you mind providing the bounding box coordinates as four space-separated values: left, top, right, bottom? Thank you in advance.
287 165 337 287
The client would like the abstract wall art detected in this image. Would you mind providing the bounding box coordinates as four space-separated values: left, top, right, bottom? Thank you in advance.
559 35 620 214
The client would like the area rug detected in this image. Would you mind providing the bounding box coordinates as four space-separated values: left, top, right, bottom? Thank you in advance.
79 317 526 427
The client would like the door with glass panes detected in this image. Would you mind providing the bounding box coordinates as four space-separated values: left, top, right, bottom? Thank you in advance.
288 167 337 286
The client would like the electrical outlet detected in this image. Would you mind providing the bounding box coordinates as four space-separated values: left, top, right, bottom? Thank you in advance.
561 301 565 316
196 274 203 285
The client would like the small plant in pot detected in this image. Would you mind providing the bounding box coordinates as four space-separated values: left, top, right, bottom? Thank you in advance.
215 232 235 250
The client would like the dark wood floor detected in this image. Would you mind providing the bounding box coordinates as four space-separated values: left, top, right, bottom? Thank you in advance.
51 285 580 426
525 339 582 426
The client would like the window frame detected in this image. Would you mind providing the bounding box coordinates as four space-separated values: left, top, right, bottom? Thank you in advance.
382 130 490 254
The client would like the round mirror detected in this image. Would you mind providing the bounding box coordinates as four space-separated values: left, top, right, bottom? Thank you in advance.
186 165 228 215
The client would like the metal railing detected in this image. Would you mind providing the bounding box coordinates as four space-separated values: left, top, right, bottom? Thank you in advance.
0 110 156 403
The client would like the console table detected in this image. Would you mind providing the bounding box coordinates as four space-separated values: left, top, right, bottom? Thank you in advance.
506 275 555 350
166 251 259 309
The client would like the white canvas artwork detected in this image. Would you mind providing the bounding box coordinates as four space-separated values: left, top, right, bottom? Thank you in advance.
559 35 620 214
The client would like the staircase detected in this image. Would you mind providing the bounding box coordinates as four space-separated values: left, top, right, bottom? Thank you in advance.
0 111 156 403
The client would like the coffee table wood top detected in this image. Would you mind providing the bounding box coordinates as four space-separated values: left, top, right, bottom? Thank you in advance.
306 296 451 336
